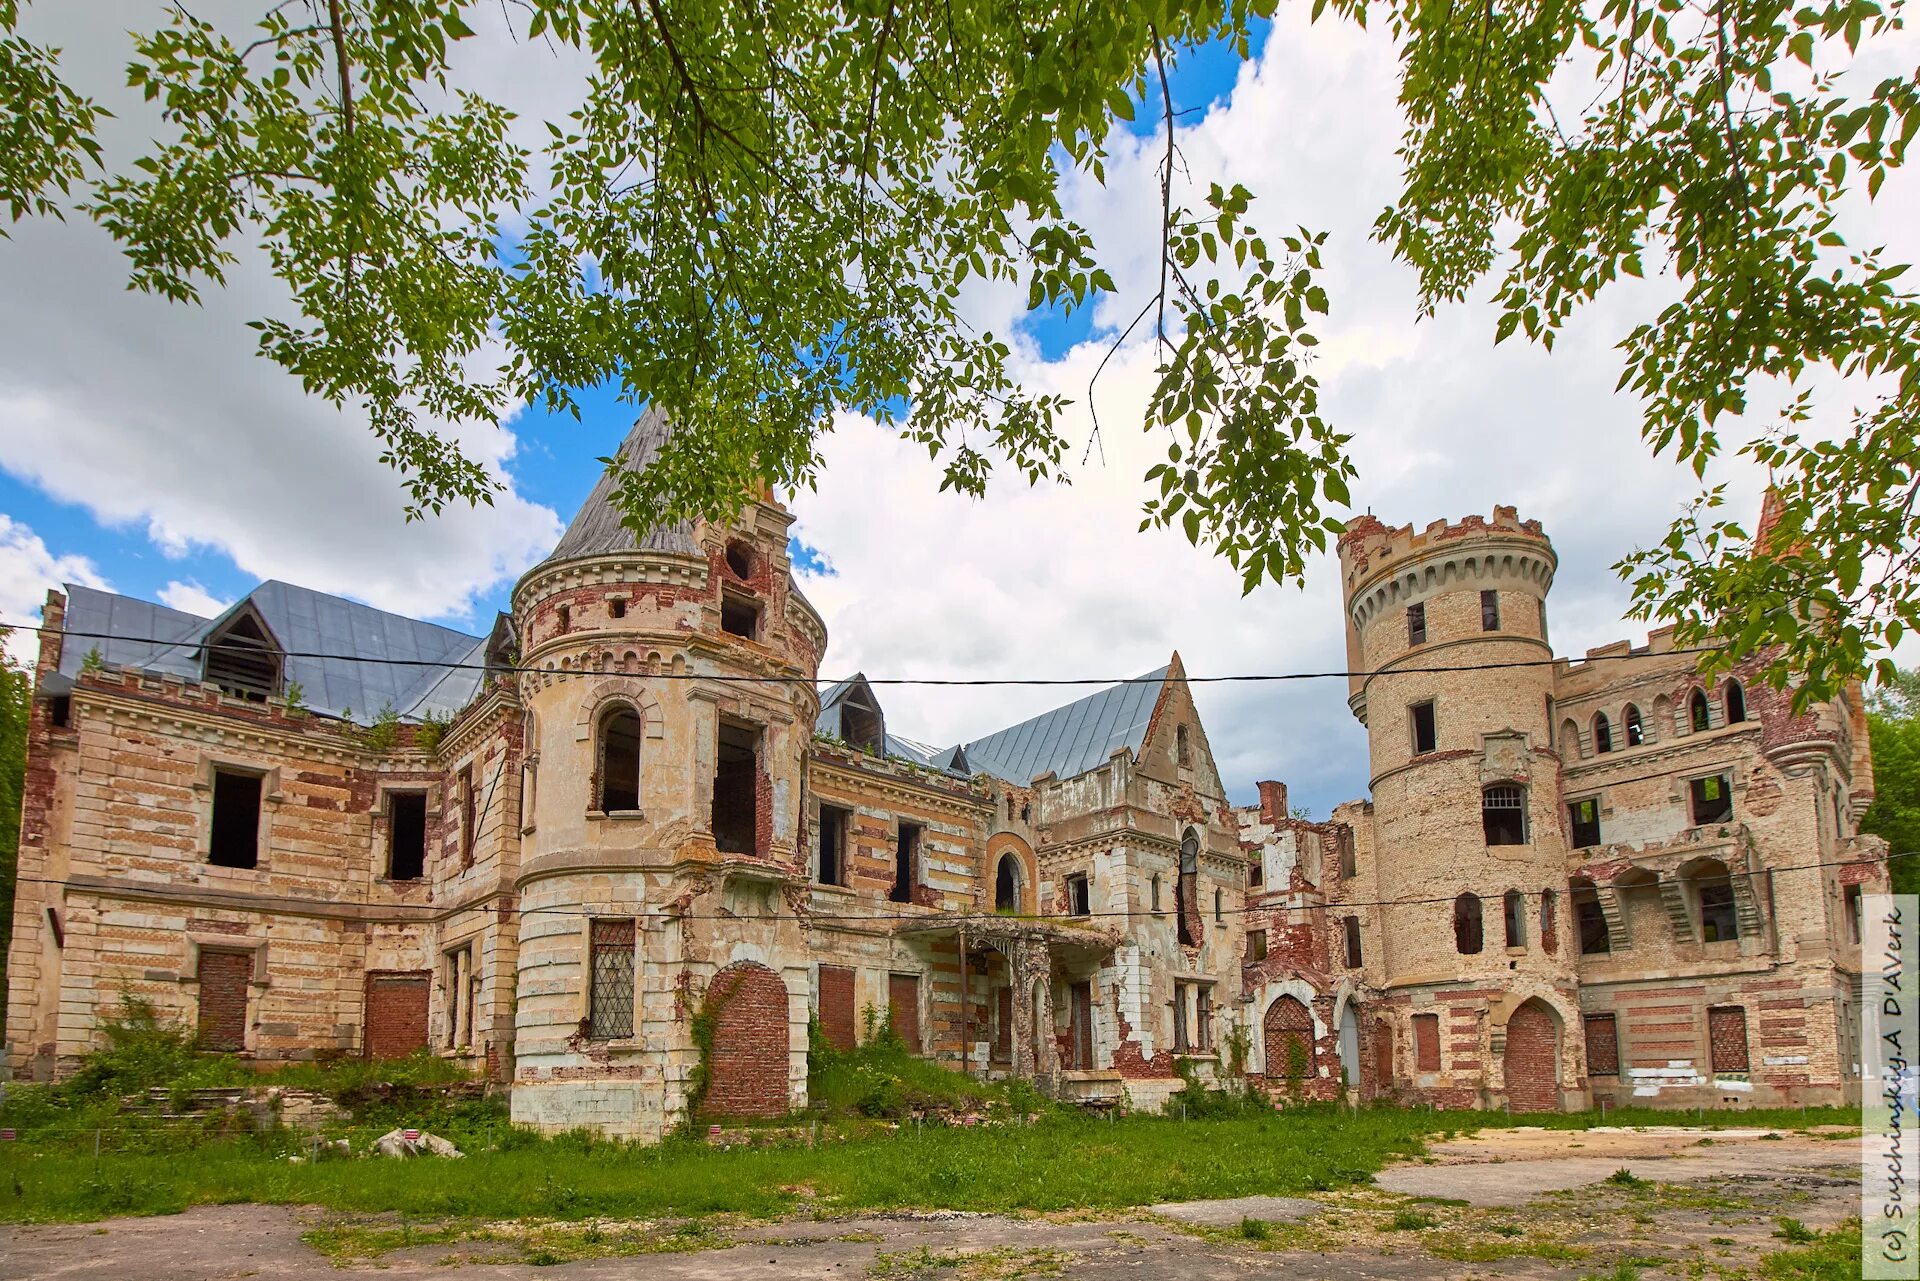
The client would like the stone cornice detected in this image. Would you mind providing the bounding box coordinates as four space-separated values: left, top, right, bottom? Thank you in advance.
62 873 512 926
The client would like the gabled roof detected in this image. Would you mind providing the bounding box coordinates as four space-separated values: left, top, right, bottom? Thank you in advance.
545 407 701 561
59 580 482 725
959 666 1169 784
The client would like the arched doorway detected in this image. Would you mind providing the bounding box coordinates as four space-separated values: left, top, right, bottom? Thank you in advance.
995 854 1021 913
1336 1001 1360 1090
1502 998 1560 1113
702 962 790 1118
1264 995 1315 1081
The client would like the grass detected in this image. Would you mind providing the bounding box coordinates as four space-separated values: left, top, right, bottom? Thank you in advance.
1758 1218 1862 1281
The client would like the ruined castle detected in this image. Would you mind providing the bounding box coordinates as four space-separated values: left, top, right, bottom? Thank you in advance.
3 414 1887 1130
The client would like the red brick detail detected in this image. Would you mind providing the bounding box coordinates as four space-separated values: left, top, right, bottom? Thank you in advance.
994 987 1013 1061
1708 1005 1751 1073
1371 1017 1395 1097
1584 1013 1620 1076
1503 1000 1559 1113
365 971 431 1059
1264 995 1315 1078
1413 1012 1441 1071
888 973 922 1054
196 950 252 1052
703 961 790 1119
818 965 857 1052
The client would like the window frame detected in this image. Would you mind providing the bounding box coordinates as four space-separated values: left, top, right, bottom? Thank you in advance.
1568 796 1602 849
208 765 266 869
586 917 636 1040
1481 783 1528 846
384 788 429 881
1407 601 1427 646
1410 700 1438 755
1689 773 1734 825
1480 589 1500 631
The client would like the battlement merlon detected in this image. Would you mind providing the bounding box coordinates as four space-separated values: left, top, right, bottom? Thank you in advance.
1337 506 1553 594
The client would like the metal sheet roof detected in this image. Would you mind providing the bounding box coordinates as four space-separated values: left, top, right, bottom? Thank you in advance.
545 407 701 562
959 666 1168 784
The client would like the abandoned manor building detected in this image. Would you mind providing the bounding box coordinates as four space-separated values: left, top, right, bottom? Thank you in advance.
3 414 1889 1132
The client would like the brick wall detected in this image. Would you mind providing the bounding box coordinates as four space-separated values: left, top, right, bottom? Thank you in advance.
703 962 790 1119
818 964 856 1051
365 972 431 1059
195 949 252 1052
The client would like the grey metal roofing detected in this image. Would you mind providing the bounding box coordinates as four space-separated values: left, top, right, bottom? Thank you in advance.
959 666 1169 784
546 407 701 561
58 580 482 725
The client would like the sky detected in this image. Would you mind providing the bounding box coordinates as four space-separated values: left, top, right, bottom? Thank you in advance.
1 4 1914 818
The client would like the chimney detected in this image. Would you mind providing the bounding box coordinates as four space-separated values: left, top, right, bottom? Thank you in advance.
1256 780 1288 823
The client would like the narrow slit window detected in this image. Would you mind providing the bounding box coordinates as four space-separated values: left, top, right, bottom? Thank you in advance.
1176 831 1199 944
890 821 921 903
458 763 476 866
1725 680 1747 724
1623 704 1644 746
1343 915 1363 967
209 768 263 868
1480 589 1500 631
1454 892 1484 954
817 804 850 886
1407 602 1427 646
387 791 427 880
1410 700 1437 755
1592 712 1613 754
1503 889 1526 948
1689 688 1711 733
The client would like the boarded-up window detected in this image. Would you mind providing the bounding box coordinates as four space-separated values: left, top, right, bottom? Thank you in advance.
587 919 635 1040
888 972 922 1053
208 768 262 869
1584 1013 1620 1075
818 964 857 1052
1413 1012 1441 1072
1708 1005 1750 1073
196 949 251 1051
365 972 430 1059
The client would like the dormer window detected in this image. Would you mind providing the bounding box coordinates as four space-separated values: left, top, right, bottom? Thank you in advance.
203 606 282 701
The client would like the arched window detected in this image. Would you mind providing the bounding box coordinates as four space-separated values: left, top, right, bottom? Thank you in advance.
1570 877 1610 955
595 704 642 812
995 854 1020 913
724 539 756 580
1623 704 1644 747
1725 680 1747 725
1651 693 1673 741
1482 784 1527 845
1503 889 1526 948
1265 996 1316 1078
1454 893 1484 954
1558 718 1582 759
1689 688 1711 733
1592 712 1613 754
1177 830 1200 946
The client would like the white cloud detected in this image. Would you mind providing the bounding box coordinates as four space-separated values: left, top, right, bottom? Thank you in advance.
155 581 230 619
0 515 109 666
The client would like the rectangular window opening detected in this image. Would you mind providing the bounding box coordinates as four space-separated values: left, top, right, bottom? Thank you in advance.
443 943 477 1049
1407 602 1427 646
890 820 922 903
720 590 762 640
209 768 263 869
1410 700 1437 755
1343 916 1363 967
1480 589 1500 631
387 791 427 881
587 918 635 1040
458 763 477 867
1482 784 1528 845
1248 929 1268 962
713 720 763 855
609 597 627 620
1690 774 1734 825
1066 872 1091 916
817 803 850 886
1569 797 1602 849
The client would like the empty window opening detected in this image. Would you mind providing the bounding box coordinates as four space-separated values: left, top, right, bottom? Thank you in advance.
1584 1013 1620 1075
1248 929 1268 962
1846 883 1864 943
1344 915 1363 967
1177 830 1200 945
596 704 642 812
1569 797 1601 848
556 604 571 634
1571 878 1611 954
443 943 477 1049
1249 855 1263 887
1195 987 1213 1052
720 591 761 640
713 720 763 855
1414 1012 1441 1071
49 694 71 728
1593 712 1613 754
1503 889 1526 948
1407 602 1427 646
609 597 627 620
209 768 263 868
204 609 282 701
458 763 477 866
817 804 850 886
724 540 756 580
1338 832 1356 879
995 853 1020 913
1480 589 1500 631
1410 700 1437 754
1454 892 1484 954
1725 680 1747 724
1624 704 1645 746
1690 773 1733 825
1692 862 1740 941
1214 888 1224 923
387 791 427 880
1066 872 1091 916
1689 688 1711 732
890 821 922 903
587 918 635 1040
1482 784 1527 845
1175 723 1192 767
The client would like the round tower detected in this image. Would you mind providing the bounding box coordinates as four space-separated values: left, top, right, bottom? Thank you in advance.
508 409 827 1138
1338 507 1584 1110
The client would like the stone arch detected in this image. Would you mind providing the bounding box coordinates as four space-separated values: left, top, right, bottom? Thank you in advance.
1558 717 1583 759
1264 994 1316 1080
984 833 1036 915
592 700 644 812
1688 687 1712 733
1251 976 1322 1074
1623 703 1645 746
701 961 792 1119
1499 997 1562 1112
1591 710 1613 753
1328 983 1363 1090
1650 693 1673 741
573 679 665 743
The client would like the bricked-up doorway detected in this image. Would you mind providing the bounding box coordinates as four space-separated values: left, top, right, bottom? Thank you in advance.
1265 995 1315 1079
196 949 252 1052
703 962 790 1118
1708 1005 1751 1073
1502 998 1561 1112
818 964 857 1051
712 719 764 855
888 972 922 1053
364 972 431 1058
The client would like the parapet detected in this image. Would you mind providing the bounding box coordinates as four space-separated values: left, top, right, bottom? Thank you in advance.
1339 507 1550 589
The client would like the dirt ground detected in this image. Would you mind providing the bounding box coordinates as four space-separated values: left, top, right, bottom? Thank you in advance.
1 1126 1862 1279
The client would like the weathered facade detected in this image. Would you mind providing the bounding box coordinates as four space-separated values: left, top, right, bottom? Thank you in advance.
2 427 1888 1124
1237 505 1886 1111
